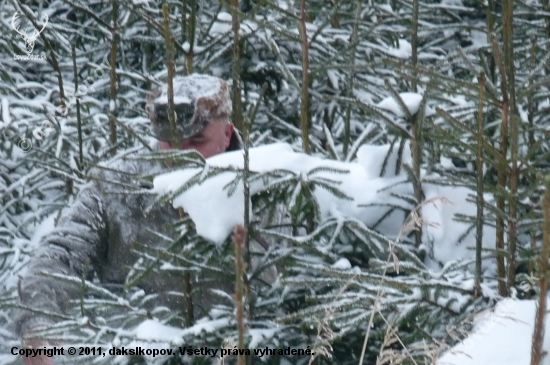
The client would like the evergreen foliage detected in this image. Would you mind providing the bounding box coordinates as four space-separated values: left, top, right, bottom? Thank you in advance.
1 0 549 364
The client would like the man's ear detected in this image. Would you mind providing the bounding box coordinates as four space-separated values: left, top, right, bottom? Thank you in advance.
225 122 234 149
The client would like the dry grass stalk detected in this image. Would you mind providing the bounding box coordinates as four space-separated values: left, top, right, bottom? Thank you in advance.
358 197 448 365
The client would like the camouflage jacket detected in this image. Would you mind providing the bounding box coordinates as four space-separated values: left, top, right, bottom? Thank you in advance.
15 133 275 337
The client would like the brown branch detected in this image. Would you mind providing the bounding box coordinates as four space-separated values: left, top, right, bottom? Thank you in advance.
530 180 550 365
411 0 419 92
503 0 518 292
108 0 118 156
490 33 509 297
230 0 244 131
474 73 486 298
299 0 311 154
233 225 247 365
163 3 178 147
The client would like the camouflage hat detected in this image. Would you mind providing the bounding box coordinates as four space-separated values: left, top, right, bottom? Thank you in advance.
146 74 232 142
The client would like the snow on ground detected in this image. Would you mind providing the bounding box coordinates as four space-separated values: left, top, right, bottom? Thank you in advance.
438 297 550 365
113 318 232 364
121 295 550 365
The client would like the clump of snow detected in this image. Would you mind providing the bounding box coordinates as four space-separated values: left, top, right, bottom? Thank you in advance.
440 156 454 169
248 328 278 348
210 22 232 35
441 0 463 5
356 141 412 177
378 4 393 13
377 92 435 118
133 319 184 343
470 30 488 49
447 94 469 106
217 12 232 22
30 213 56 247
131 317 231 343
129 289 145 302
153 142 496 268
439 297 550 365
353 88 374 105
327 70 339 90
180 42 206 53
153 143 391 244
1 98 11 126
116 320 185 364
332 258 352 269
386 39 412 59
421 183 496 274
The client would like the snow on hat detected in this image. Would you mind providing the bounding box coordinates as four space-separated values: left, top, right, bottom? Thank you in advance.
147 74 232 142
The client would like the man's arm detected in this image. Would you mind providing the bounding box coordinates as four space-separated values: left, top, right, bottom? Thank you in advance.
15 180 108 338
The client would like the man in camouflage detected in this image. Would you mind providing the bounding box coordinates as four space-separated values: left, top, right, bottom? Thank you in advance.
16 74 274 365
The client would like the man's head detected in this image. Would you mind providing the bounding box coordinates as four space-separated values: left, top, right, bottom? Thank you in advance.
147 74 240 158
158 117 234 158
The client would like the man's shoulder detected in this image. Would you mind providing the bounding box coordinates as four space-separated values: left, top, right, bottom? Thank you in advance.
89 148 166 189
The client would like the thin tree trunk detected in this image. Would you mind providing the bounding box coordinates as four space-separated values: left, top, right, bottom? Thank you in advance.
299 0 311 154
71 44 83 168
411 0 419 92
231 0 244 131
491 35 509 297
474 73 486 298
503 0 518 292
233 225 246 365
108 0 118 156
164 2 195 327
162 3 178 147
544 0 550 40
230 5 246 361
186 0 196 73
343 0 361 157
411 115 423 249
530 183 550 365
528 37 536 276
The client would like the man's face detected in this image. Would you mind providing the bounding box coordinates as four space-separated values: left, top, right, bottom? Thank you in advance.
158 118 234 158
